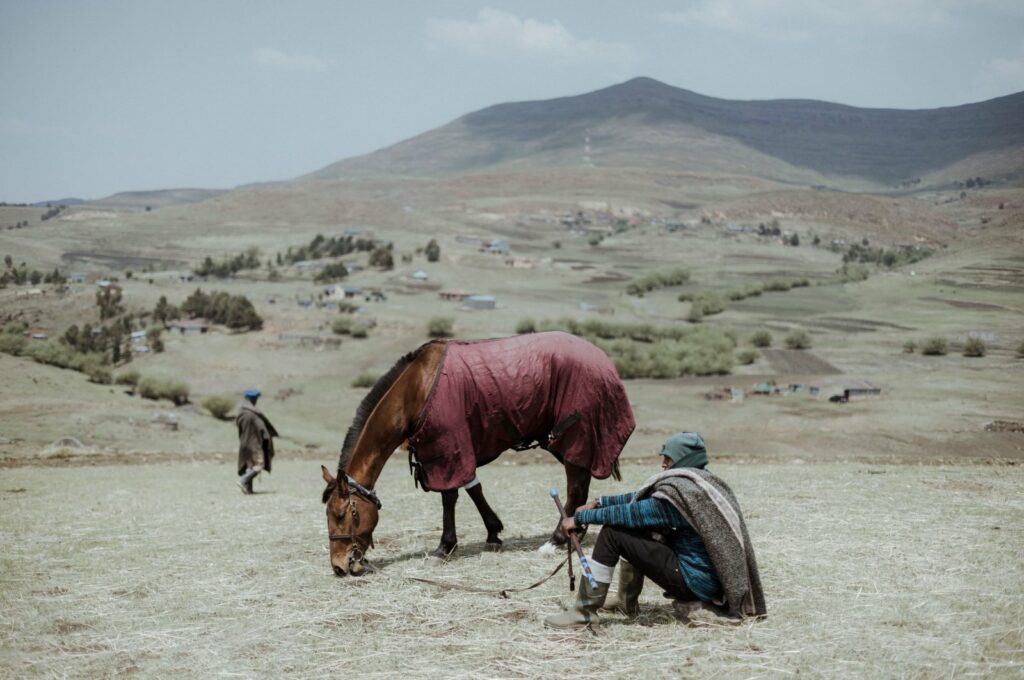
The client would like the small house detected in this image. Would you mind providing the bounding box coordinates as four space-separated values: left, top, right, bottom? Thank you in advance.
412 270 429 281
464 295 496 310
68 272 86 284
440 289 470 302
130 330 147 343
169 319 210 335
485 240 510 255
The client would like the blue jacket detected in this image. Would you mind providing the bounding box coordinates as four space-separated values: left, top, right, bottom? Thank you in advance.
575 492 721 602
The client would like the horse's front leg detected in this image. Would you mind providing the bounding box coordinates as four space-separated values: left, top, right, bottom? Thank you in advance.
463 476 504 551
430 489 459 561
541 464 591 553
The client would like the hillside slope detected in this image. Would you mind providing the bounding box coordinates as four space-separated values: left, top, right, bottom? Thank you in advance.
307 77 1024 187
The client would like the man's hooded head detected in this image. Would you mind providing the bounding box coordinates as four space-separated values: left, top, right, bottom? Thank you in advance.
661 432 708 469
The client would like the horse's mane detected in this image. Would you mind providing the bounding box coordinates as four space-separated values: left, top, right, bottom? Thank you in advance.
336 342 435 479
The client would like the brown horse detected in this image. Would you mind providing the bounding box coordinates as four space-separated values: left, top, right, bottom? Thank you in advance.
321 332 635 576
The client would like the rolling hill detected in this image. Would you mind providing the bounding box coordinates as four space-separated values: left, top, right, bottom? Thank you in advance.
306 77 1024 188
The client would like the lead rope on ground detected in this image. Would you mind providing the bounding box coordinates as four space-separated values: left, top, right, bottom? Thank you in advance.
364 554 570 599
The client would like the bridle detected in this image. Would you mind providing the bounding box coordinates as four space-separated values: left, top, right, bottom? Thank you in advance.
329 475 383 565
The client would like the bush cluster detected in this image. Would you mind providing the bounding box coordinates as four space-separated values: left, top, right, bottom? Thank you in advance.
194 247 261 278
427 317 455 338
202 395 235 420
763 278 810 292
138 377 190 405
515 318 736 378
784 329 812 350
281 234 378 265
626 268 691 297
314 262 349 283
921 337 948 356
736 348 759 365
840 242 932 268
750 330 773 348
331 317 370 338
963 337 986 358
180 288 262 330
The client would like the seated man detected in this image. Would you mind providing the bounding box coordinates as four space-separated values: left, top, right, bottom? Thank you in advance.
545 432 766 627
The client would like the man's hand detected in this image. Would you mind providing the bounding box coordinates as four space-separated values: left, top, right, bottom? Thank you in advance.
577 498 600 512
559 515 578 538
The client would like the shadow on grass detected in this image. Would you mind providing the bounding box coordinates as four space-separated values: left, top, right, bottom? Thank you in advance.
370 533 555 570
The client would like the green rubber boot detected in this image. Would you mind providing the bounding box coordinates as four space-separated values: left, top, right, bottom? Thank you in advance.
544 579 610 628
601 561 644 617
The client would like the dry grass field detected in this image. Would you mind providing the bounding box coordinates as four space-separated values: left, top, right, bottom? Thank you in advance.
2 164 1023 678
1 459 1022 678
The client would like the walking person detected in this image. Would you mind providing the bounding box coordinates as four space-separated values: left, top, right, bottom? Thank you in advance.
236 388 278 495
545 432 766 627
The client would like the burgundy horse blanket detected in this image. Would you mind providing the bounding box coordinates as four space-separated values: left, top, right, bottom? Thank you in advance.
407 331 635 492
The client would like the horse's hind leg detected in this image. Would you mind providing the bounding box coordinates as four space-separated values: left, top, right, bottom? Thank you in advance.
430 489 459 561
541 464 591 553
463 476 504 551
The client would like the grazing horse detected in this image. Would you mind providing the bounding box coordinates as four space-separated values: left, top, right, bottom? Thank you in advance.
321 331 635 576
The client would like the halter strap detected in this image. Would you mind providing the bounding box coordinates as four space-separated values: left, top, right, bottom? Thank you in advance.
345 475 382 509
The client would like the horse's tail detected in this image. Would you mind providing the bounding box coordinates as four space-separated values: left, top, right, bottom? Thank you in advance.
611 459 622 482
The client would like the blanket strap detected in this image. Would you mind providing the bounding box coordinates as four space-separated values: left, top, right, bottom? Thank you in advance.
512 412 581 452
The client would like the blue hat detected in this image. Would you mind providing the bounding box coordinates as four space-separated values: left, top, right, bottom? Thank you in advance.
243 388 261 399
661 432 708 469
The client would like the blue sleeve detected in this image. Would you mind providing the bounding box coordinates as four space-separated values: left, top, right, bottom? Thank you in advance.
576 498 689 530
598 492 634 507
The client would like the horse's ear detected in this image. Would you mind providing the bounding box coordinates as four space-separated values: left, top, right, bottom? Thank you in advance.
321 465 335 485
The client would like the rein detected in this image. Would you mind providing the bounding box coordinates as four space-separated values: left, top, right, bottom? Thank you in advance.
371 554 571 599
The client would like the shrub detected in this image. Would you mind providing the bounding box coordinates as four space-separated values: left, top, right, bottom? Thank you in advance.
692 291 725 316
515 318 536 334
116 370 141 386
350 323 369 339
736 348 759 365
137 376 162 400
750 330 772 348
337 301 359 314
626 269 691 297
963 337 986 358
784 329 812 350
138 377 191 404
1018 340 1024 358
0 333 27 355
203 395 235 420
686 305 704 323
764 279 794 292
162 380 190 405
351 372 379 388
902 340 916 354
677 292 695 302
332 318 354 335
86 364 113 385
921 337 947 356
427 317 454 338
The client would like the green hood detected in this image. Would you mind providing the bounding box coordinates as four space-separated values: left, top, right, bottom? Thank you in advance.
661 432 708 469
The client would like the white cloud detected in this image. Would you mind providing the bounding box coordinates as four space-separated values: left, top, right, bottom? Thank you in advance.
251 47 329 71
655 0 1021 42
425 8 634 63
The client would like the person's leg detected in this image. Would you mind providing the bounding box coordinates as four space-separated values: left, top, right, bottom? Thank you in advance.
591 526 694 601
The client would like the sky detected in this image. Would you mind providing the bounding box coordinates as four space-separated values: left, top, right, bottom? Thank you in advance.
1 1 1022 203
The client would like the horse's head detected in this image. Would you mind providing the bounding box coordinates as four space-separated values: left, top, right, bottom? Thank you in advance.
321 466 380 577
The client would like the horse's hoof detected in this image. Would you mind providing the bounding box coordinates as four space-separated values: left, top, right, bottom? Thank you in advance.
485 541 503 553
536 541 559 557
428 545 456 564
